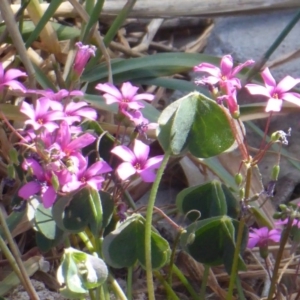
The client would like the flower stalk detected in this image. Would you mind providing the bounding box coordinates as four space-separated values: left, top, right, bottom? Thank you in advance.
145 151 171 300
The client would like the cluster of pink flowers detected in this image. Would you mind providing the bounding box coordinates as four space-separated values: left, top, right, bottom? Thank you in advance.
18 89 111 208
9 43 164 209
96 81 163 183
194 55 300 115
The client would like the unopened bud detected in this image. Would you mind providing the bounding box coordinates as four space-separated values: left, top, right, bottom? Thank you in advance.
279 204 287 212
239 188 245 199
234 173 243 186
51 173 59 192
271 165 280 181
273 212 282 219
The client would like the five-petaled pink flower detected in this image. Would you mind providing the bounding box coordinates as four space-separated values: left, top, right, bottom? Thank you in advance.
111 139 163 182
0 63 27 92
18 158 68 208
245 67 300 112
247 227 281 249
194 55 254 89
95 82 154 110
20 98 64 132
62 159 112 192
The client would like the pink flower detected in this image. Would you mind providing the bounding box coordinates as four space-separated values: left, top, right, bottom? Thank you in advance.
247 227 281 249
111 140 163 182
95 82 154 110
28 89 84 102
194 55 254 89
245 68 300 112
276 218 300 228
73 42 96 76
0 63 27 92
64 101 97 124
18 158 68 208
20 98 64 132
62 159 112 192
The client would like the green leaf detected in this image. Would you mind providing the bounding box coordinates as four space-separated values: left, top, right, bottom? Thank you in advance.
181 216 248 272
36 230 64 252
25 0 63 49
0 104 26 122
34 203 61 240
32 62 57 90
102 214 170 269
52 192 91 233
176 180 228 221
99 191 114 229
157 92 235 157
83 53 219 83
88 188 103 236
0 21 80 44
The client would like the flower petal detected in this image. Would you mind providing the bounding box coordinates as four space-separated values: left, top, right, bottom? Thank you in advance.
67 133 96 152
277 76 300 93
138 169 157 182
133 140 149 164
111 145 136 163
18 181 41 199
143 155 164 170
193 63 221 78
220 55 233 77
42 186 57 208
282 92 300 106
132 93 155 102
261 68 276 93
116 162 136 180
265 98 282 112
95 83 122 99
4 69 26 81
85 161 112 178
86 176 104 190
120 82 139 99
231 59 254 76
245 84 270 97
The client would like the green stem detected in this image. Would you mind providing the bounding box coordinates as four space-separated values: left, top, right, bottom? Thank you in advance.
235 276 246 300
267 218 293 300
89 289 97 300
226 218 246 300
199 264 210 300
78 231 95 252
127 266 133 300
145 152 171 300
153 270 180 300
226 166 252 300
0 209 39 300
172 264 199 300
109 273 128 300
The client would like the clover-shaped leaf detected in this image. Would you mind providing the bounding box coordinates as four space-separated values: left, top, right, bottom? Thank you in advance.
102 214 170 269
181 215 248 273
157 92 235 158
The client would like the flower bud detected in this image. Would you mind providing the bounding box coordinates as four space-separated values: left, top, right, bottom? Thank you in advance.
239 188 245 199
234 173 243 186
271 165 280 181
51 173 59 192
